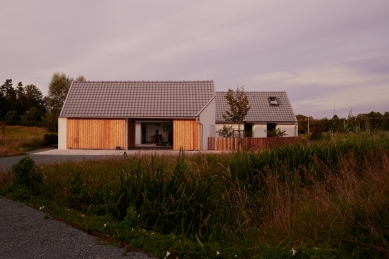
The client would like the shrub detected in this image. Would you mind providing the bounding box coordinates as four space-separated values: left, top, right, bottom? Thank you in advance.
43 133 58 146
310 125 323 140
9 156 45 199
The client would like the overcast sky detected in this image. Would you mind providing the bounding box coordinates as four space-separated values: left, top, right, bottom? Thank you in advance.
1 0 388 119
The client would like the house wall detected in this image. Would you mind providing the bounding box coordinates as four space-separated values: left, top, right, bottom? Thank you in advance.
198 98 216 150
277 124 298 137
215 124 244 137
67 118 126 149
58 118 67 149
215 122 298 137
173 120 199 151
135 122 141 145
253 124 267 138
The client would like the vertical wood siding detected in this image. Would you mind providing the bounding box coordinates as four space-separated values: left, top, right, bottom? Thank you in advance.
208 137 302 151
173 120 200 151
67 119 125 149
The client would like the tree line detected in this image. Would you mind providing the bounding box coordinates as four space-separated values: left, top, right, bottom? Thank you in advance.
297 111 389 135
0 72 85 132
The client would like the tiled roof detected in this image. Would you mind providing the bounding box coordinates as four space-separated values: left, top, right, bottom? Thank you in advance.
60 81 215 118
216 91 297 123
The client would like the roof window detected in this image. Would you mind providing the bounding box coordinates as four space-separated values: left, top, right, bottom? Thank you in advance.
269 97 279 106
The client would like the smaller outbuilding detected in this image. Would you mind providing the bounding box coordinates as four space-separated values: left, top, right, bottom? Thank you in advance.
215 91 298 137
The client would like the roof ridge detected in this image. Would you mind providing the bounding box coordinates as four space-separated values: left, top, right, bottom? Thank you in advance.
74 80 214 83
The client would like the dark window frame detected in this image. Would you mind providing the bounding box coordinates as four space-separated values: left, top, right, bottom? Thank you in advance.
268 97 279 106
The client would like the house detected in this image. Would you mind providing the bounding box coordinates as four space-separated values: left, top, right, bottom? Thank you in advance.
58 81 215 151
215 91 298 137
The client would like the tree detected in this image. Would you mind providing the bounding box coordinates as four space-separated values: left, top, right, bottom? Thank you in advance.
216 125 234 138
5 110 19 125
1 79 16 114
222 85 250 150
21 107 45 126
44 72 85 132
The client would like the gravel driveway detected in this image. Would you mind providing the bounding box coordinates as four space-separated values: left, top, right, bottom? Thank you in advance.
0 198 153 259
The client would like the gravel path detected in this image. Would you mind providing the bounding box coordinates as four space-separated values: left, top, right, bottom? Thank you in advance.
0 198 154 259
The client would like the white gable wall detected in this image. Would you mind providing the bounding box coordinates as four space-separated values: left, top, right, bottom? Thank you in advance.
198 98 216 150
58 118 67 149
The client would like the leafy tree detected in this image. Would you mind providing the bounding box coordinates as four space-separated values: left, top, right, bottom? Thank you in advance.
381 112 389 131
5 110 20 125
25 84 45 113
267 128 288 137
222 86 250 151
21 107 44 126
216 125 234 138
44 72 85 132
222 86 250 138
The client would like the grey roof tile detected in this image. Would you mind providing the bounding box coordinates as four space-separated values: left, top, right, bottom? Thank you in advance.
60 81 215 118
216 91 297 123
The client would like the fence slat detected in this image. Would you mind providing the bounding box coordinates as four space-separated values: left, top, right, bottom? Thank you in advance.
208 137 302 151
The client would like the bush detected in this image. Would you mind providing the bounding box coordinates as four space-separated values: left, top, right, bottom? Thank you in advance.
9 156 45 199
310 125 323 140
43 133 58 146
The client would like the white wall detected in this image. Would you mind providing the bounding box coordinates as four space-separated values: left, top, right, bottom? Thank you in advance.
215 122 298 137
277 124 298 137
253 124 267 137
58 118 67 149
215 124 243 133
199 98 216 150
135 121 141 145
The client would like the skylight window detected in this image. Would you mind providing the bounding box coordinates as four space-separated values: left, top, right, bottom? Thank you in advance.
269 97 279 106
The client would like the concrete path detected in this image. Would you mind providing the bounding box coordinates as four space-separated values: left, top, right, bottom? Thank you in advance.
0 148 222 173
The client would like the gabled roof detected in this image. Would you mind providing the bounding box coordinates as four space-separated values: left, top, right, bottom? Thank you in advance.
60 81 215 118
215 91 297 123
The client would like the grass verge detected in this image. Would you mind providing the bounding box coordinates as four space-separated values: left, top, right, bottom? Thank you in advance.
0 126 49 157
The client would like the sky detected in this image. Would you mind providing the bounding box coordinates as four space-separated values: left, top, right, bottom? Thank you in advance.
1 0 388 119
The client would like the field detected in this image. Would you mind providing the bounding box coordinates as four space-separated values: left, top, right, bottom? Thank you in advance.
1 132 389 258
0 126 48 157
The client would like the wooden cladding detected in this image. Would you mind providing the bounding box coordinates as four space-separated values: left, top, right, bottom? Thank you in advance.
208 137 302 151
67 119 125 149
173 120 200 151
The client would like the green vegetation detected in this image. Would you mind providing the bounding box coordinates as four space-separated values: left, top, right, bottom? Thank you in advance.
0 126 50 157
297 111 389 135
1 132 389 258
1 73 85 132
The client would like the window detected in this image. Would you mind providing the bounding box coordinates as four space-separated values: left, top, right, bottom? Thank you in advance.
269 97 279 106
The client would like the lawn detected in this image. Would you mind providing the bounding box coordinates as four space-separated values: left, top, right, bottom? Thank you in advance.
0 126 48 157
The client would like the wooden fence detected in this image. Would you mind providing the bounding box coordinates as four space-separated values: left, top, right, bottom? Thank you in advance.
208 137 302 151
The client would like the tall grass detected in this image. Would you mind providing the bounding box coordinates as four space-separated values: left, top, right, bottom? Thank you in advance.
2 132 389 258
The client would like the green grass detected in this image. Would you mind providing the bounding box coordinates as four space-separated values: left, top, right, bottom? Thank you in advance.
0 126 48 157
1 132 389 258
